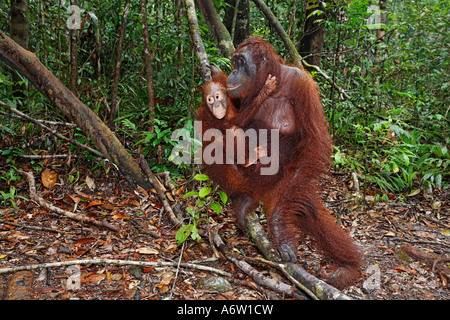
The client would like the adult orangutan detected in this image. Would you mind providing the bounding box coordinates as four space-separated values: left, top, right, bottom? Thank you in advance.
220 37 361 289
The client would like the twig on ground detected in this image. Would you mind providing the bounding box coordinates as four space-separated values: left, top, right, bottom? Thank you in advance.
0 258 231 277
210 229 306 299
0 219 69 234
139 155 182 226
19 170 120 232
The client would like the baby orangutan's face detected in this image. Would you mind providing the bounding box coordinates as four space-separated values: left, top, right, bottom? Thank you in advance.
205 82 227 120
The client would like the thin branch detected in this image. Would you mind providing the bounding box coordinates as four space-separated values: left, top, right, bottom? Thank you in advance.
0 110 76 127
0 258 231 277
210 229 306 299
0 101 103 157
139 155 182 226
0 219 69 234
19 170 120 232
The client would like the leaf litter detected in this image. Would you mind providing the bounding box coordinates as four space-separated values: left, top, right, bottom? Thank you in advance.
0 154 448 300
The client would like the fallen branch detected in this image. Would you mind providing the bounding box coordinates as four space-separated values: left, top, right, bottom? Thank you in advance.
0 258 231 277
0 219 69 234
244 212 352 300
0 110 76 127
210 229 306 300
139 155 182 226
19 170 120 232
15 154 80 160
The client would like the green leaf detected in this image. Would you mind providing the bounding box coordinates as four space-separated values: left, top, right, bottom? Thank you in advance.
183 191 199 198
190 225 201 242
218 191 228 204
195 174 209 181
210 202 222 214
408 189 421 197
199 187 211 198
176 224 194 245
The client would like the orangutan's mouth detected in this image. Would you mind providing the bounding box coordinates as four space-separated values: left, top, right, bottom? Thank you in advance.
227 84 241 91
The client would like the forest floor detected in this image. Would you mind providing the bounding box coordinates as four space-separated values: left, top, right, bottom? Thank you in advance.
0 154 449 301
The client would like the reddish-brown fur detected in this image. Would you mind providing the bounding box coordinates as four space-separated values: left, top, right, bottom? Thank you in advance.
199 37 362 289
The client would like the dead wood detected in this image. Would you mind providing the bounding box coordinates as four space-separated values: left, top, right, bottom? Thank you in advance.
0 258 231 278
0 101 102 157
139 155 182 226
210 229 307 300
19 170 120 232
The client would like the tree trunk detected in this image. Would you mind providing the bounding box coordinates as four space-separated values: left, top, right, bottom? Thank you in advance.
108 0 131 123
38 0 47 66
298 0 325 67
10 0 29 94
140 0 156 133
224 0 250 46
0 30 151 189
184 0 211 83
195 0 235 59
68 0 79 93
251 0 302 66
377 0 387 42
109 0 131 124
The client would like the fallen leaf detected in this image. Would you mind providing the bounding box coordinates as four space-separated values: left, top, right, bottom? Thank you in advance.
41 168 57 189
136 247 159 255
112 213 131 220
76 237 96 245
85 200 103 209
156 284 169 293
67 194 81 204
81 273 106 284
440 229 450 237
394 266 406 272
85 175 95 191
412 231 436 239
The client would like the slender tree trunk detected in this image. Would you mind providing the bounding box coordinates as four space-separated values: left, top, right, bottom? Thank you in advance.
68 0 79 93
109 0 131 124
10 0 29 94
251 0 302 66
298 0 325 67
377 0 387 42
224 0 250 46
184 0 211 83
0 31 151 189
140 0 156 133
39 0 47 66
195 0 235 58
174 0 185 104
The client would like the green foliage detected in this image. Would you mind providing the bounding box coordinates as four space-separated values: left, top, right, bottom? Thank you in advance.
175 174 228 245
0 186 28 208
323 0 449 195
